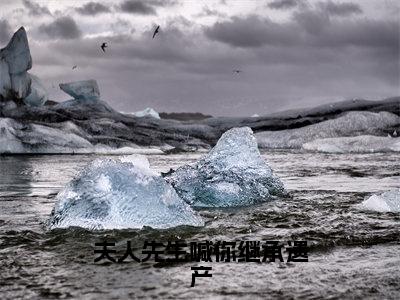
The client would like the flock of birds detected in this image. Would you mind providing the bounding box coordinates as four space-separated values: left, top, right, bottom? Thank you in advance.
71 25 243 74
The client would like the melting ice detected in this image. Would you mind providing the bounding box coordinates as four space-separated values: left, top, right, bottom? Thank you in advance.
48 155 204 230
358 189 400 213
165 127 286 207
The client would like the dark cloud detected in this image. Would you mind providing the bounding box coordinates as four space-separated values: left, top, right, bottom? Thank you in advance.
205 11 398 52
319 1 362 16
268 0 298 10
38 16 82 39
204 15 299 48
117 0 176 15
22 0 52 16
76 2 111 15
118 0 157 15
0 19 12 45
12 2 398 116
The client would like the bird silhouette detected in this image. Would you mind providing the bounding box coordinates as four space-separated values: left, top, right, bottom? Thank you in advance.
72 65 77 70
233 69 242 74
152 25 160 39
101 42 108 52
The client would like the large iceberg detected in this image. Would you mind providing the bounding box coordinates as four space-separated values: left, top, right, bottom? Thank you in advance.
0 27 48 106
0 27 32 101
256 111 399 149
358 190 400 213
59 80 100 101
0 27 32 74
48 155 204 230
165 127 286 207
303 135 400 153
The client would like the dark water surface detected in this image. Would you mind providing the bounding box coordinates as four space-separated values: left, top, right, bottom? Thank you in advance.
0 151 399 299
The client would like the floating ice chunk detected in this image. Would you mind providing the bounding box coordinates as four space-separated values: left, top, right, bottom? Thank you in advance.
358 190 400 213
302 135 400 153
132 107 160 119
165 127 286 207
59 80 100 101
48 157 204 230
23 73 48 107
0 27 32 74
256 111 400 149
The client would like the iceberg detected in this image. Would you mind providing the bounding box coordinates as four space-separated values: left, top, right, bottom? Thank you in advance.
256 111 399 149
0 27 49 106
165 127 286 207
302 135 400 153
0 27 32 75
358 190 400 213
0 60 11 98
59 80 100 101
48 156 204 230
23 74 48 107
0 27 33 101
131 107 160 119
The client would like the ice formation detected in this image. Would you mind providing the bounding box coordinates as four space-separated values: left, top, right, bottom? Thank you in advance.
302 135 400 153
59 80 100 101
132 107 160 119
165 127 286 207
0 27 48 106
0 27 32 100
0 118 165 154
358 189 400 213
256 111 399 149
48 156 204 230
23 74 48 106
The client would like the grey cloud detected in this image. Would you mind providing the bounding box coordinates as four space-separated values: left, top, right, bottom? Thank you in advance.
117 0 177 15
22 4 398 117
0 19 12 44
319 1 362 16
38 16 82 39
118 0 157 15
76 2 111 15
268 0 298 10
205 15 299 48
196 6 227 18
22 0 52 16
205 11 398 52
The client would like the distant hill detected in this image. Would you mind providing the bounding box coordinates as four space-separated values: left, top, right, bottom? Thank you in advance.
159 112 212 121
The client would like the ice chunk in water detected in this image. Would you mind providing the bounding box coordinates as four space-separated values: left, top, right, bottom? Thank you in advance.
358 189 400 213
165 127 286 207
48 156 204 230
132 107 160 119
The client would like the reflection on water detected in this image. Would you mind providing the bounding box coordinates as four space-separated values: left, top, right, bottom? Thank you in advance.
0 156 34 197
0 151 399 299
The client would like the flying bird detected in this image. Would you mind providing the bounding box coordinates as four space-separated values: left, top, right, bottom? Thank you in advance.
233 69 242 74
152 25 160 39
72 65 77 70
101 42 108 52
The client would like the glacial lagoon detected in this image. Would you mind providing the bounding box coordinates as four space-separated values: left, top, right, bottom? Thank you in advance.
0 151 399 299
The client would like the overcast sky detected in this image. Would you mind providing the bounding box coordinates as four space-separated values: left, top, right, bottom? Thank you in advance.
0 0 398 116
